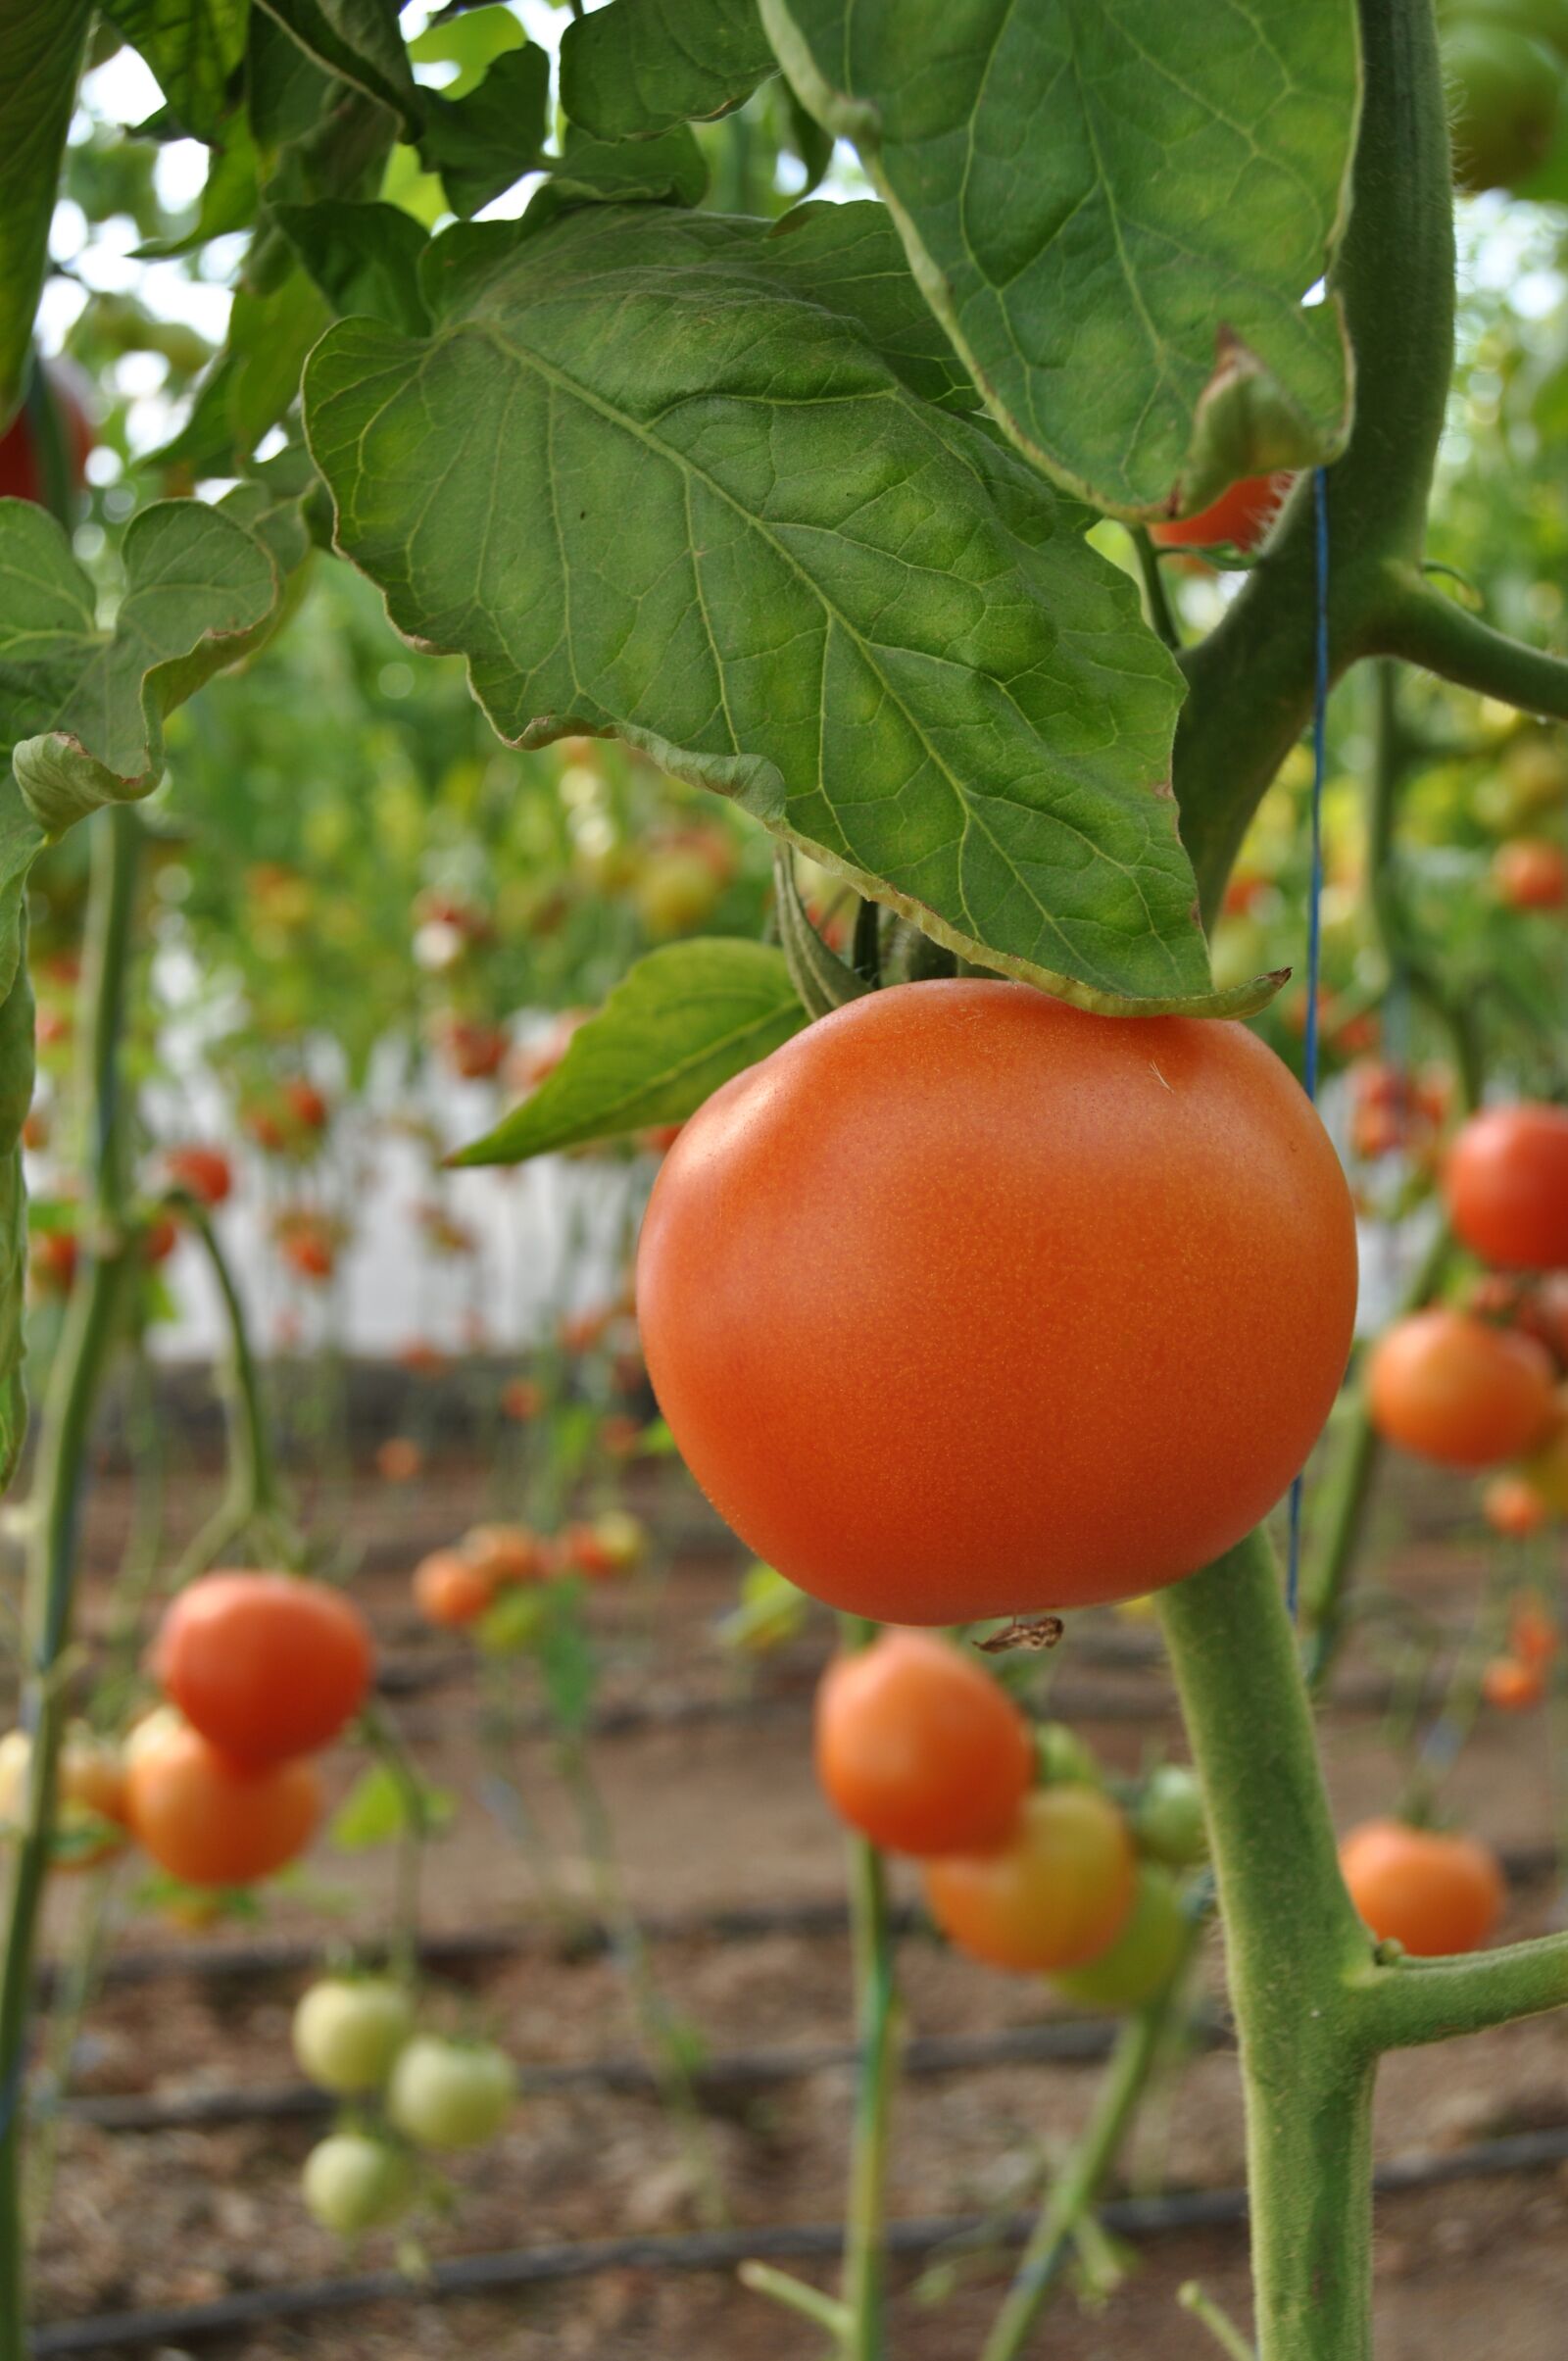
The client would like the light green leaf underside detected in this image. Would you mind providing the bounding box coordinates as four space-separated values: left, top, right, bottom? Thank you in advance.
457 939 808 1165
761 0 1359 518
560 0 776 140
0 0 93 426
306 202 1256 1014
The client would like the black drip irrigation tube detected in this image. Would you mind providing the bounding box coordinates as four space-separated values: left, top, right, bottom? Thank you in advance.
29 2124 1568 2355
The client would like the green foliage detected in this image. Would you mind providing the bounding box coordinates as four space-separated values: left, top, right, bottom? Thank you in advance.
255 0 421 134
561 0 776 139
101 0 248 141
523 126 710 229
762 0 1360 516
305 201 1260 1014
416 45 551 219
0 928 33 1491
329 1760 455 1849
458 939 807 1166
275 199 432 333
0 1 94 424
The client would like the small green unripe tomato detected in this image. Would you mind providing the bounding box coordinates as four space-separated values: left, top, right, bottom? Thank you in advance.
292 1977 415 2095
387 2035 515 2150
1034 1721 1101 1788
1052 1863 1189 2011
1133 1764 1209 1867
301 2133 412 2234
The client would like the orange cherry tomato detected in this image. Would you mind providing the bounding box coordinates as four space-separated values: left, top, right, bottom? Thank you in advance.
1150 472 1292 555
436 1014 509 1079
123 1720 322 1888
1483 1474 1550 1539
1339 1819 1503 1956
1509 1594 1558 1667
637 982 1357 1623
1493 837 1566 911
923 1786 1135 1973
0 1726 128 1871
141 1211 179 1266
815 1632 1033 1857
153 1573 373 1768
375 1436 423 1482
1482 1655 1544 1710
500 1376 544 1422
284 1078 328 1133
1444 1105 1568 1272
30 1229 78 1296
164 1145 233 1206
1367 1308 1556 1469
414 1549 496 1627
462 1524 542 1584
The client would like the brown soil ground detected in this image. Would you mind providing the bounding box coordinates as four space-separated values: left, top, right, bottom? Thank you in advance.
11 1442 1568 2357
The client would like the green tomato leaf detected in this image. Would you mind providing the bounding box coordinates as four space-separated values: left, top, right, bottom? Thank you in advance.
408 6 527 96
274 200 432 334
0 1 93 426
307 202 1262 1014
455 939 808 1166
101 0 248 141
254 0 420 136
760 0 1359 518
561 0 776 139
136 123 261 258
155 271 333 472
2 497 287 841
416 44 550 219
330 1761 455 1849
524 126 710 231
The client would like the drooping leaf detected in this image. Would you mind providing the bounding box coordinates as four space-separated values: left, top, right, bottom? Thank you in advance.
307 202 1258 1014
456 940 808 1166
330 1760 455 1848
255 0 419 135
0 0 93 426
760 0 1359 518
274 199 432 333
154 271 333 472
101 0 248 141
561 0 775 139
136 123 261 257
1 497 285 843
523 125 709 232
417 44 550 218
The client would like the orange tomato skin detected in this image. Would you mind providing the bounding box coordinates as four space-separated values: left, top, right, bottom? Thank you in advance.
165 1146 232 1206
414 1549 495 1627
1482 1655 1544 1710
463 1524 542 1584
1484 1474 1550 1539
1493 837 1566 910
123 1723 322 1888
814 1633 1034 1858
1444 1104 1568 1272
1150 473 1292 553
1510 1595 1558 1666
923 1787 1135 1973
154 1574 373 1768
1367 1308 1556 1469
1339 1819 1503 1956
637 982 1357 1623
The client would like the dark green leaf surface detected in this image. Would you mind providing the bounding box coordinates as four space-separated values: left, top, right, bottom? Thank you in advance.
524 126 710 230
761 0 1359 518
456 940 808 1165
308 203 1261 1012
561 0 775 139
256 0 419 134
275 200 432 333
155 271 333 471
0 1 93 425
418 45 550 218
102 0 248 140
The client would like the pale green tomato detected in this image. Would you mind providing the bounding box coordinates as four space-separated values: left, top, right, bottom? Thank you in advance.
387 2036 515 2150
301 2133 412 2234
292 1978 415 2095
1133 1764 1209 1868
1052 1864 1188 2011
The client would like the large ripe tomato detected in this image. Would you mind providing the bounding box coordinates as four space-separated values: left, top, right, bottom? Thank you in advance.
1444 1104 1568 1271
814 1632 1034 1857
1367 1307 1555 1468
1339 1819 1503 1956
123 1720 322 1887
153 1572 373 1767
637 981 1357 1623
1052 1862 1188 2010
923 1786 1135 1973
1150 473 1291 554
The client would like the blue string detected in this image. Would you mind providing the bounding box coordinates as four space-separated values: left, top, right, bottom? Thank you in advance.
1286 467 1331 1622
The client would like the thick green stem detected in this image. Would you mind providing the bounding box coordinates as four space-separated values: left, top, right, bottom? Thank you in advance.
1354 1927 1568 2048
978 1923 1201 2361
0 806 139 2361
170 1197 293 1584
1375 575 1568 719
1175 0 1457 920
1158 1534 1377 2361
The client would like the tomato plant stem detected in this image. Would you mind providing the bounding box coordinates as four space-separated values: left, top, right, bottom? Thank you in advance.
170 1198 294 1583
977 1925 1201 2361
841 1829 897 2360
0 804 140 2361
1158 1533 1377 2360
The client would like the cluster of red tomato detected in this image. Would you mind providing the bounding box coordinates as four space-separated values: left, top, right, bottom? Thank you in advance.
412 1511 648 1633
1347 1058 1453 1167
815 1634 1206 2007
291 1973 514 2236
1369 1102 1568 1502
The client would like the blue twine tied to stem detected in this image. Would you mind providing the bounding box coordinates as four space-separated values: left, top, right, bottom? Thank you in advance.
1285 466 1332 1622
